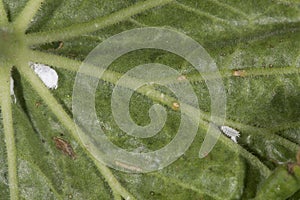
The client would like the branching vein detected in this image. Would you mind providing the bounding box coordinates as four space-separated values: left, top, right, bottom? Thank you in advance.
173 1 231 25
25 0 173 45
25 50 272 177
18 157 63 200
208 0 249 20
0 0 8 25
17 61 136 200
13 0 45 33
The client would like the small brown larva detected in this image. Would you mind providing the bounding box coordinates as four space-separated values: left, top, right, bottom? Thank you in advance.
53 137 76 159
56 41 64 50
35 101 42 108
232 70 246 77
220 126 240 143
172 102 180 110
177 75 187 81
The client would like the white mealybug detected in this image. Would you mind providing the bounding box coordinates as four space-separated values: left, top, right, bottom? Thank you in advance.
10 77 16 103
220 126 240 143
29 62 58 89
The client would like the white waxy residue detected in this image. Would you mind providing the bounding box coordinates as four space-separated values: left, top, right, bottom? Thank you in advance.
10 77 16 103
29 62 58 89
220 126 240 143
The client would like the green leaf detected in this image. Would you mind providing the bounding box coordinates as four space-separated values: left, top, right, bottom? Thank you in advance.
0 0 299 199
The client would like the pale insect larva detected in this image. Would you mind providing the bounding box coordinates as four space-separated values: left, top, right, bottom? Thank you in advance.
177 75 187 81
220 126 240 143
232 70 246 77
10 77 16 103
115 161 142 172
56 41 64 50
172 102 180 110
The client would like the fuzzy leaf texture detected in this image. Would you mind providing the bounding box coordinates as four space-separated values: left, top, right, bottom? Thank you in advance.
0 0 300 199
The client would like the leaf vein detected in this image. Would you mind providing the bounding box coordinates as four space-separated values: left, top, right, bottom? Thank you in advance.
25 0 173 45
0 67 19 200
0 0 8 25
13 0 45 33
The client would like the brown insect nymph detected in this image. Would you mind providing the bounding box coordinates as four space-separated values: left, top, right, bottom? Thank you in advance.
53 136 76 160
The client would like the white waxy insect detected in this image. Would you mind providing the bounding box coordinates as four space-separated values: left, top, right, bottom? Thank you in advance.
10 77 16 103
220 126 240 143
29 62 58 89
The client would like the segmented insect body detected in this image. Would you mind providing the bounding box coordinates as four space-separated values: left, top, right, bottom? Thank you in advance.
172 102 180 110
57 41 64 50
53 137 76 159
177 75 187 81
232 70 246 77
10 77 16 103
220 126 240 143
115 161 142 172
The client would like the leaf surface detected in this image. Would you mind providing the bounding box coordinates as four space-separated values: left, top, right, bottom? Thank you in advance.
0 0 300 199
